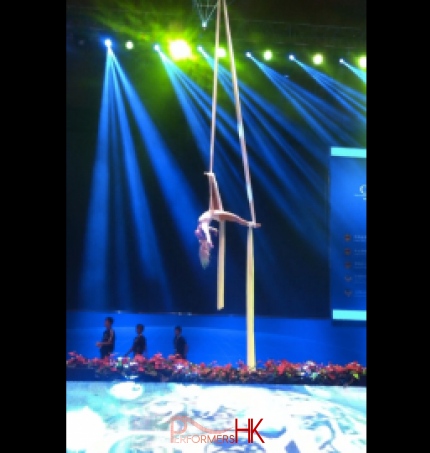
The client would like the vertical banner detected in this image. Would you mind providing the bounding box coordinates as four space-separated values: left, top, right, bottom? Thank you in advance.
329 148 366 321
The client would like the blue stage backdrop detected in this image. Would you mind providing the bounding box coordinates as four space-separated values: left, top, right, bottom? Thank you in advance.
329 148 366 321
66 311 366 366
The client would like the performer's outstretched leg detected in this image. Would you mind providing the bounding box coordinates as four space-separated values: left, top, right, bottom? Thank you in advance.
205 172 223 211
214 210 261 228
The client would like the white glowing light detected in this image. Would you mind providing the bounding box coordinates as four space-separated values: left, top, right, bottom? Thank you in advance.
109 382 144 400
66 407 105 451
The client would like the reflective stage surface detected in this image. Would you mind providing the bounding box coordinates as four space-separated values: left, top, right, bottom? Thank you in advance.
67 381 366 452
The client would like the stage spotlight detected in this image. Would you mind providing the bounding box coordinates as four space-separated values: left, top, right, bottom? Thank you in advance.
197 45 208 57
289 54 295 61
104 39 112 48
202 21 207 29
358 56 366 69
339 58 344 64
263 50 272 61
312 53 323 65
153 44 161 52
216 47 226 58
169 39 192 61
246 52 251 57
125 41 134 50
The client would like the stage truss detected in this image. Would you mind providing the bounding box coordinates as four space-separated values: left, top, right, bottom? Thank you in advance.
192 0 218 27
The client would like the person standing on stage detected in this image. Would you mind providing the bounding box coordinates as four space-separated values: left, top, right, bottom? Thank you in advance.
173 326 188 360
96 316 115 359
124 323 147 358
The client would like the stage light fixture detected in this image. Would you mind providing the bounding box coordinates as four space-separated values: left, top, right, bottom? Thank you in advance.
154 44 161 52
289 54 295 61
246 52 251 57
202 21 207 28
263 50 272 61
216 47 226 58
312 53 323 65
358 56 366 69
197 45 209 58
339 58 344 64
169 39 192 61
104 39 112 48
125 41 134 50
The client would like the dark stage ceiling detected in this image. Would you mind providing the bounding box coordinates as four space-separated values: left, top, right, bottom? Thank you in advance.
67 0 366 26
66 0 366 52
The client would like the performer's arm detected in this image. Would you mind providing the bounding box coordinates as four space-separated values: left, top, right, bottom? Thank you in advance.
201 221 213 245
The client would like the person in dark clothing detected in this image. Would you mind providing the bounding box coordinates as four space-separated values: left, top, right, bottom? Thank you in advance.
124 324 147 357
173 326 188 360
96 316 115 359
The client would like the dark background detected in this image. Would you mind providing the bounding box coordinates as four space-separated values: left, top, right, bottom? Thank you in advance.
66 0 366 317
67 0 366 28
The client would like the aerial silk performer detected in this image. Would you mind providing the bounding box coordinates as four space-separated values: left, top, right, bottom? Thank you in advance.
195 172 260 268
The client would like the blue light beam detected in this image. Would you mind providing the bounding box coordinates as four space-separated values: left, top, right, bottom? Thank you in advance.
107 57 176 308
79 53 113 309
157 52 249 214
254 59 364 146
341 60 367 83
216 64 328 256
294 60 366 118
110 54 201 269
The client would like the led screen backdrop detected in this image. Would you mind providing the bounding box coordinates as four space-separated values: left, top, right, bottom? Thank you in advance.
329 147 366 321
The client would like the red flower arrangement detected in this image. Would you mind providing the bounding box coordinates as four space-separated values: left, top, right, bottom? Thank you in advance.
66 352 366 386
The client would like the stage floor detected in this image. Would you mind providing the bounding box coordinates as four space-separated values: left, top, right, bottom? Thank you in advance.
66 381 366 452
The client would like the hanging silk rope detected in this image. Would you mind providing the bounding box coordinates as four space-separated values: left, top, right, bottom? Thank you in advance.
222 0 256 224
246 227 255 367
195 0 258 367
222 0 256 368
209 0 221 177
211 1 225 311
